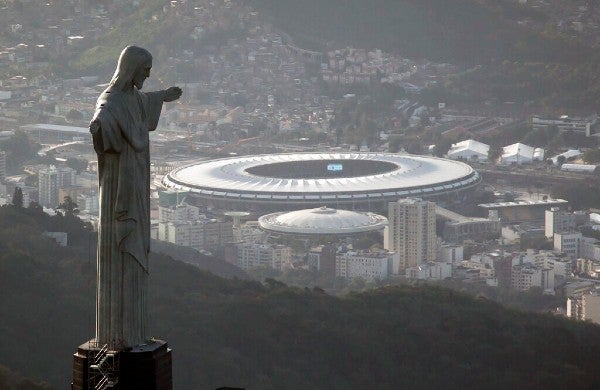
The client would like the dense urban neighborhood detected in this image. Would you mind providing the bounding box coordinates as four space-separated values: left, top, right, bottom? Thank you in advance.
2 1 600 389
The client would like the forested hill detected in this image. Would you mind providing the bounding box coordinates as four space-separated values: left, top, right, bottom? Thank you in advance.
2 204 600 389
251 0 600 109
250 0 590 65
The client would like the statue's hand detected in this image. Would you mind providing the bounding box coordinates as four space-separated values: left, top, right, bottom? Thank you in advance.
90 119 100 134
163 86 182 102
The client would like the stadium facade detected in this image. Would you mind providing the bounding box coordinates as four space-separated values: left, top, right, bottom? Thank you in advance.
161 153 481 213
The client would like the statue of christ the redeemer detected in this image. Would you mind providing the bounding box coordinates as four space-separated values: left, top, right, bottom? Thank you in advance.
90 46 182 349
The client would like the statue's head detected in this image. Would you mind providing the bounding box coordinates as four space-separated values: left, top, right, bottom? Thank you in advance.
110 46 153 91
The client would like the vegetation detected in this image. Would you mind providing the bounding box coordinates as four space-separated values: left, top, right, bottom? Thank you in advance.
0 131 40 175
552 183 600 210
0 365 51 390
252 0 599 110
2 205 600 389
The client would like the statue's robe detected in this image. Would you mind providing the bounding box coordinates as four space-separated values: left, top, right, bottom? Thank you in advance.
91 87 163 348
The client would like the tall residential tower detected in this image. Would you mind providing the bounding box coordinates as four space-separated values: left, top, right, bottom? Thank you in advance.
385 198 436 271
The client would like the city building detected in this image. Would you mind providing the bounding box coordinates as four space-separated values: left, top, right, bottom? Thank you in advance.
479 199 569 223
438 244 464 264
511 263 554 292
0 150 5 181
545 207 576 238
158 202 201 222
77 193 99 214
531 115 598 136
406 262 452 280
158 218 233 252
233 221 264 243
492 255 513 288
564 281 596 298
438 207 501 242
554 232 582 259
385 198 436 271
307 244 337 277
335 250 398 281
567 292 600 325
38 165 76 207
236 242 292 271
156 202 233 251
580 237 600 262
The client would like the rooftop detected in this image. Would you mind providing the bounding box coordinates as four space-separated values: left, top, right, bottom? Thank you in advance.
258 207 388 235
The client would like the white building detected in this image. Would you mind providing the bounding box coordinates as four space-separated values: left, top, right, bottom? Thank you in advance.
77 193 99 214
406 262 452 280
545 207 576 239
567 293 600 325
519 249 572 279
158 203 201 222
233 221 265 243
549 149 581 165
236 242 292 271
581 237 600 261
159 221 204 250
446 139 489 162
385 198 436 271
564 281 596 298
560 164 598 173
335 250 398 281
0 150 5 181
531 115 597 136
158 217 233 252
438 244 464 264
511 263 554 292
500 143 544 165
38 165 76 207
554 232 582 259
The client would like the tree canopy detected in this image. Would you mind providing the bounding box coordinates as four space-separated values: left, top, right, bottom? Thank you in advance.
2 206 600 389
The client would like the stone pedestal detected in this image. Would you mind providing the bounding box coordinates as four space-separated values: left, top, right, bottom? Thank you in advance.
72 340 172 389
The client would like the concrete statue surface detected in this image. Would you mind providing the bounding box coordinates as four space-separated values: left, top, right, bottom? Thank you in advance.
90 46 181 349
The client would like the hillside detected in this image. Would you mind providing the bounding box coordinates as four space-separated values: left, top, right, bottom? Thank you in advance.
251 0 588 64
3 0 598 109
2 205 600 389
251 0 599 109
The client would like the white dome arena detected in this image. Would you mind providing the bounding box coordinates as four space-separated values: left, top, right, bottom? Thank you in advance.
258 207 388 235
162 153 480 211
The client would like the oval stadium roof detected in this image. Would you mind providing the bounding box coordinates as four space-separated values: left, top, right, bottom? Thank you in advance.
162 153 480 206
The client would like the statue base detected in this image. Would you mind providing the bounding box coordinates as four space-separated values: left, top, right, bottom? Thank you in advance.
72 339 172 389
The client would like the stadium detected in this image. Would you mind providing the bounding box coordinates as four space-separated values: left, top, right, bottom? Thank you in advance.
161 153 481 213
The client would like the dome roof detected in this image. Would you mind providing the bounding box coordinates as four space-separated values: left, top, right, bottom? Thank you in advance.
258 207 388 235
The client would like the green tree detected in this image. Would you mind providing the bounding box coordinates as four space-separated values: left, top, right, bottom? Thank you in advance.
583 149 600 164
66 109 84 122
66 158 88 173
488 146 502 163
12 187 23 208
0 131 40 174
56 196 79 217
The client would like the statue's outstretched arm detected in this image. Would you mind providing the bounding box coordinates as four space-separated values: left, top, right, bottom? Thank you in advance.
163 86 182 102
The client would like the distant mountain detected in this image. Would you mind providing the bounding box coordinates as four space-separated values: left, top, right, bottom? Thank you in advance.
2 205 600 389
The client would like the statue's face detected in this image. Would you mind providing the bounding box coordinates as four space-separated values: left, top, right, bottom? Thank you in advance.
133 59 152 89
